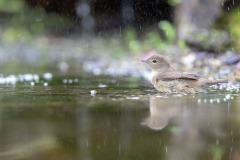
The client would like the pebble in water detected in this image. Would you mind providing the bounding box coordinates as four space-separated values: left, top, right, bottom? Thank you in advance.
63 79 68 84
209 83 240 92
126 96 139 100
68 79 73 84
181 53 196 68
57 61 69 72
223 55 240 65
23 74 35 81
74 79 79 83
43 73 53 81
30 82 35 86
0 75 17 85
90 90 97 96
225 94 231 100
237 62 240 72
62 78 80 84
0 74 40 85
98 84 107 88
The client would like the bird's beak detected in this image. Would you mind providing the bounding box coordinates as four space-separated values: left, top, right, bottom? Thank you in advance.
141 59 147 63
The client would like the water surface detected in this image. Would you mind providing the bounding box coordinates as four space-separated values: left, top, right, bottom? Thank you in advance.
0 74 239 160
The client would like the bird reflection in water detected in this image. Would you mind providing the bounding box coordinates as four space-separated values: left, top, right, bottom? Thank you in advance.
141 93 231 160
141 93 181 130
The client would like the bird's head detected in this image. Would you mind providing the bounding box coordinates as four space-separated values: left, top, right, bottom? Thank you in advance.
141 54 171 71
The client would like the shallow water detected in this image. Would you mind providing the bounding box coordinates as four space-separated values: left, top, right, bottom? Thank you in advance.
0 74 240 160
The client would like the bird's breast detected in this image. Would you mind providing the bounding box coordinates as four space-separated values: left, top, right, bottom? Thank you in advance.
150 71 160 84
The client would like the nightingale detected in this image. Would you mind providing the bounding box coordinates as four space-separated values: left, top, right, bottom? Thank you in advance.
142 54 228 94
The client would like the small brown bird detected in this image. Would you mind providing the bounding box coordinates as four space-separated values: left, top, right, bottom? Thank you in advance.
142 54 228 93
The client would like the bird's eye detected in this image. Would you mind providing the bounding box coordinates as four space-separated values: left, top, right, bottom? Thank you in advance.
152 60 157 63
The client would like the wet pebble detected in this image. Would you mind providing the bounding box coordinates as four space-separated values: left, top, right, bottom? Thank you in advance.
63 78 79 84
236 62 240 72
57 61 69 72
30 82 35 86
23 74 34 81
225 94 231 100
210 59 222 67
234 73 240 81
98 84 107 88
181 53 196 68
223 55 240 65
43 73 53 80
181 52 207 68
0 74 40 85
74 79 79 83
63 79 68 84
126 96 139 100
68 79 73 83
90 90 97 96
195 51 207 60
218 68 231 77
43 82 48 87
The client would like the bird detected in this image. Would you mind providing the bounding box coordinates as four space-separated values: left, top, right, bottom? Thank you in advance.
141 54 228 94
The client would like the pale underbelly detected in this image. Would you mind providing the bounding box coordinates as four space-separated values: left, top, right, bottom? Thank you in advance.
152 79 202 94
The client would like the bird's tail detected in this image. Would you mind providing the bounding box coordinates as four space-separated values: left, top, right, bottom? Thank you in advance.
204 79 228 85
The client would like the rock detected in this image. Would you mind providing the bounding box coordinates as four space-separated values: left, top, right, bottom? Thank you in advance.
224 55 240 65
181 53 196 68
237 62 240 71
90 90 97 96
181 52 207 68
234 72 240 81
211 59 222 68
175 0 230 51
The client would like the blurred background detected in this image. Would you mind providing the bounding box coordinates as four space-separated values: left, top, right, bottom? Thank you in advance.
1 1 240 160
0 0 239 75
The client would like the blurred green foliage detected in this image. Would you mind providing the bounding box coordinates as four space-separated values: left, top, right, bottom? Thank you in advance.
167 0 182 6
124 26 138 45
158 20 176 44
0 1 71 44
0 1 186 57
0 0 24 12
225 10 240 50
123 21 186 55
143 32 164 51
211 146 224 160
123 26 142 54
215 8 240 50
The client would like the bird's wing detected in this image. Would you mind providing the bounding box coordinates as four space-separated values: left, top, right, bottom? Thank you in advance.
182 72 200 79
160 71 199 80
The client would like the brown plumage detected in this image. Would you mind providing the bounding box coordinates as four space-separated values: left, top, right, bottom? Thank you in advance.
142 54 228 94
